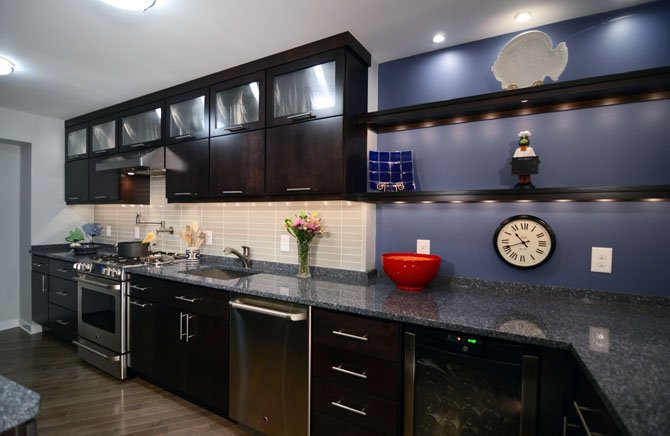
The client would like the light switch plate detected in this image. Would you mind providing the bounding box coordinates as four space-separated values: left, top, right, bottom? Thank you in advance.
280 235 290 252
204 231 213 245
106 226 112 237
589 326 610 353
417 239 430 254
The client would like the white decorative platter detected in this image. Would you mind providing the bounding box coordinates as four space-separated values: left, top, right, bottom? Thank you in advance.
492 30 568 90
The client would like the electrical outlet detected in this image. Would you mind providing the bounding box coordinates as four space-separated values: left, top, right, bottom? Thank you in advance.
204 231 213 245
280 235 290 252
591 247 613 273
417 239 430 254
106 226 112 237
589 327 610 353
134 227 140 239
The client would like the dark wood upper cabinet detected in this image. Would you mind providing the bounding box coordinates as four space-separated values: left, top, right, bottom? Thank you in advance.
267 50 345 127
65 123 88 161
266 116 343 195
210 130 265 198
210 71 265 137
65 159 89 204
166 138 210 201
166 88 209 143
89 156 120 202
89 114 118 157
120 101 165 150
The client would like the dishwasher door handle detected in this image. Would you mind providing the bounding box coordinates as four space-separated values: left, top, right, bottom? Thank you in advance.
229 300 307 321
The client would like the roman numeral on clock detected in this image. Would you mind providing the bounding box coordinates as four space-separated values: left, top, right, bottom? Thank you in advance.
521 223 529 230
501 238 509 244
536 249 545 255
538 241 547 247
503 245 512 254
536 232 545 238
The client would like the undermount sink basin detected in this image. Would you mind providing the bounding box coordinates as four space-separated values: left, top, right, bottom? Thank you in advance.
183 268 257 281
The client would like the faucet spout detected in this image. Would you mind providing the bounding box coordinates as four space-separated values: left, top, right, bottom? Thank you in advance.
224 245 252 269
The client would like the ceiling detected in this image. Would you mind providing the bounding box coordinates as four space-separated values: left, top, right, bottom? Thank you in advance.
0 0 654 120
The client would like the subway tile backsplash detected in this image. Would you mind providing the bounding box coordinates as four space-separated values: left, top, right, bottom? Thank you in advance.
93 176 375 272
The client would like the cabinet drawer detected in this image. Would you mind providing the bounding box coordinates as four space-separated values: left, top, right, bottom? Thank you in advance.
48 303 77 343
31 256 49 274
312 343 399 400
312 378 398 436
48 276 77 311
49 259 77 281
312 308 400 361
128 274 229 319
312 410 382 436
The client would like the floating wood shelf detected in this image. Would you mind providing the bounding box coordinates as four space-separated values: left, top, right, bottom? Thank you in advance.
360 67 670 133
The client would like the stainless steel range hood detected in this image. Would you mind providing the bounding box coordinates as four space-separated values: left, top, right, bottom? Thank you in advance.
95 147 165 175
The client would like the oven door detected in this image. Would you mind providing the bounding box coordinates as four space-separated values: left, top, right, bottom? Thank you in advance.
76 274 124 354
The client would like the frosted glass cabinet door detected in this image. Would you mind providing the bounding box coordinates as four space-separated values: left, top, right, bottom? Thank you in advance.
210 71 265 137
268 50 344 126
66 125 88 159
91 118 117 155
167 88 208 142
121 102 163 148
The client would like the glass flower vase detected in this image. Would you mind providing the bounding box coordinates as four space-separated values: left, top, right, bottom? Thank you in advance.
297 240 311 278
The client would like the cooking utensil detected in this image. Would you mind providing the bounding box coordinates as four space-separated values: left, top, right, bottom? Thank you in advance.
117 241 150 258
142 231 156 244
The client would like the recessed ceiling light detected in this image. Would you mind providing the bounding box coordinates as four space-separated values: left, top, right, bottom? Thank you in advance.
432 33 446 44
0 56 15 76
515 11 532 23
99 0 156 11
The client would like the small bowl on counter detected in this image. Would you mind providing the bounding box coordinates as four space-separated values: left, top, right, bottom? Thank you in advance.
381 253 442 292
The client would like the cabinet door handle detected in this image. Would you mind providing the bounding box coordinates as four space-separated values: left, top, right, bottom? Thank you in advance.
175 134 193 140
55 291 70 296
42 275 47 293
32 262 44 268
92 150 108 154
68 197 80 200
129 284 150 291
179 312 186 341
94 195 108 199
130 143 146 148
129 300 150 308
332 364 368 379
185 314 194 343
174 192 194 196
55 319 70 326
287 112 315 121
330 400 367 416
332 329 368 342
225 125 248 132
222 190 243 194
175 295 197 303
286 187 311 192
56 268 70 273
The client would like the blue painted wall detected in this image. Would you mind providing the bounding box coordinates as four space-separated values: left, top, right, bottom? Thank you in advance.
375 2 670 296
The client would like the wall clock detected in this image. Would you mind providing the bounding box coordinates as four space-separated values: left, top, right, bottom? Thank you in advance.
493 215 556 268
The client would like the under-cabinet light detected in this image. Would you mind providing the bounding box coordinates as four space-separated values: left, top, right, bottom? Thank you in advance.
99 0 156 11
521 99 529 103
0 56 15 75
554 199 573 203
643 198 664 202
432 33 446 44
595 199 616 202
515 11 532 23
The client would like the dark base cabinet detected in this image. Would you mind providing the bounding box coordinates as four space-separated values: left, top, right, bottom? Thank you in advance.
48 303 77 343
30 256 50 328
127 275 229 414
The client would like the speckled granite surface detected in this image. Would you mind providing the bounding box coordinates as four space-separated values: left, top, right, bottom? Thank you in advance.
32 249 670 435
0 375 40 432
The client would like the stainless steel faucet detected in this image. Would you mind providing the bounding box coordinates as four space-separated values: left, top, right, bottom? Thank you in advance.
224 246 251 269
135 212 174 234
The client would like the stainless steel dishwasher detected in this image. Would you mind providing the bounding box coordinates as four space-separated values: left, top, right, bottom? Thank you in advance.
229 295 309 436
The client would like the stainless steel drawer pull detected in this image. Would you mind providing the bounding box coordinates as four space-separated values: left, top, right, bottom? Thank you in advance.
130 143 146 148
94 195 108 199
55 291 70 296
175 295 197 303
68 197 80 200
75 276 121 291
332 364 368 379
32 262 43 267
175 133 193 140
287 112 315 121
225 124 248 132
286 187 311 192
72 340 121 362
330 400 367 416
332 329 369 342
174 192 194 196
55 319 70 326
129 284 149 291
230 300 308 321
56 268 70 273
129 300 150 308
222 190 243 194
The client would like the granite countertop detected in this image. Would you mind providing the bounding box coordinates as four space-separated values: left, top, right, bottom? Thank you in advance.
0 375 40 432
33 250 670 435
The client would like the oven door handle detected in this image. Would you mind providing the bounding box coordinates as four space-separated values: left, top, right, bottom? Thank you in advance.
72 340 121 362
75 276 121 291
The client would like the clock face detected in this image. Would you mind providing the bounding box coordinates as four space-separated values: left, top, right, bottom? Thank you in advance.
494 215 555 268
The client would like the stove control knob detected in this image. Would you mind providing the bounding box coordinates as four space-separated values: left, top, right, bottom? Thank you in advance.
113 268 122 278
82 263 92 272
102 267 109 276
73 263 80 270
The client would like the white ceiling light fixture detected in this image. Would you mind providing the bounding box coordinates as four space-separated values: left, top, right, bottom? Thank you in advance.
0 56 15 75
99 0 156 11
515 11 532 23
432 33 446 44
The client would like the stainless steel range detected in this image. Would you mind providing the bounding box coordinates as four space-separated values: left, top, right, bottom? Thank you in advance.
72 253 181 379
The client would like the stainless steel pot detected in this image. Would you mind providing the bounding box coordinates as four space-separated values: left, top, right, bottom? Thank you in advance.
117 241 150 258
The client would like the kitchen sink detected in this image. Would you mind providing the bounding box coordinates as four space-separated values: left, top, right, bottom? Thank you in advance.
182 268 257 281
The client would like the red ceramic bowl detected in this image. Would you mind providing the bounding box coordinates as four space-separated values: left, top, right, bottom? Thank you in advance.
381 253 441 292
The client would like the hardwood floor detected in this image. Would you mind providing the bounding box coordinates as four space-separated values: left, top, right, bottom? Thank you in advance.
0 328 248 435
